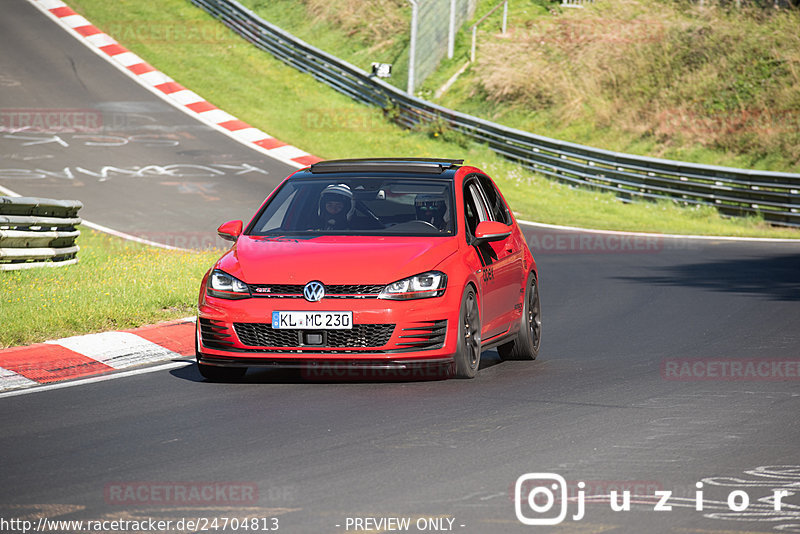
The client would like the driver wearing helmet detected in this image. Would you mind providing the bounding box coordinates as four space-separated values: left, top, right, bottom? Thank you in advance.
318 183 355 230
414 194 448 231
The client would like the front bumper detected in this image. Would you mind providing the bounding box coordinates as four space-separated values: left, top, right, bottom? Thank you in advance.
196 292 460 370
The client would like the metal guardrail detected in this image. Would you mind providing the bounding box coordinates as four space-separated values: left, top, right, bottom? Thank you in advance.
0 197 82 271
192 0 800 227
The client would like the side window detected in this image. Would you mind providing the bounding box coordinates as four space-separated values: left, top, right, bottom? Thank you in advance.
477 174 511 225
464 181 490 239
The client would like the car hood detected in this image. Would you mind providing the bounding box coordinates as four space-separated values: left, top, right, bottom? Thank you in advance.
216 235 459 285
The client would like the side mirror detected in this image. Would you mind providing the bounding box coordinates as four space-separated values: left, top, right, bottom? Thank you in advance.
474 220 511 244
217 220 243 242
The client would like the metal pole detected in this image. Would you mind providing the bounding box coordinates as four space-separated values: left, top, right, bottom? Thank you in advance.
448 0 456 59
407 0 418 94
502 0 508 34
471 26 476 62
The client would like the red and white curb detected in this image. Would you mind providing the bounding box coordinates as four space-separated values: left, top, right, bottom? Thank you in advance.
28 0 322 170
0 318 196 394
3 0 319 393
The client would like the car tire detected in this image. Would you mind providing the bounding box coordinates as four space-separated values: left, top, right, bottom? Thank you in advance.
451 285 481 379
498 272 541 361
195 328 247 381
197 362 247 381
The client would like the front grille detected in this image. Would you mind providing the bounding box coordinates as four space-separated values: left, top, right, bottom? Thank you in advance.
234 323 395 349
248 283 383 299
327 285 383 296
394 320 447 350
248 284 303 297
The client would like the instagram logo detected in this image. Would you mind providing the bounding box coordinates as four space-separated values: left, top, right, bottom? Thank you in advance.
514 473 570 525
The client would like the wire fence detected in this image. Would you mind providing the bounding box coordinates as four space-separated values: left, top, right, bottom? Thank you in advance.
191 0 800 227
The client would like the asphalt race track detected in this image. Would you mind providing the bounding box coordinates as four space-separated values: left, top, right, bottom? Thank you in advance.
2 1 800 533
0 0 295 248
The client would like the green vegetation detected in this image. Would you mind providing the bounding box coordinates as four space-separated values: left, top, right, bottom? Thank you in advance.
244 0 412 90
436 0 800 173
239 0 800 173
64 0 799 237
0 230 220 348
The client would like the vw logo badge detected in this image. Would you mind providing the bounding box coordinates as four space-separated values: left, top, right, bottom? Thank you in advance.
303 281 325 302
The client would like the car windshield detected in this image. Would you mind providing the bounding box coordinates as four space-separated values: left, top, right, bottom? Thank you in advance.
248 178 456 236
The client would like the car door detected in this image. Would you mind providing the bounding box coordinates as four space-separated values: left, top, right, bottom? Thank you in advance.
477 174 526 329
463 176 524 340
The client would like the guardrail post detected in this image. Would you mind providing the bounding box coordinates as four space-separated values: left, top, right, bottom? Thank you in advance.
471 26 477 62
448 0 457 59
470 0 510 62
407 0 419 94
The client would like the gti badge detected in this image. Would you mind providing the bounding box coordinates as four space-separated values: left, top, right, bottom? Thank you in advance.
303 281 325 302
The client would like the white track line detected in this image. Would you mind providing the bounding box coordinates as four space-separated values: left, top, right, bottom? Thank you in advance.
0 184 189 251
517 218 800 243
0 360 193 399
80 220 188 250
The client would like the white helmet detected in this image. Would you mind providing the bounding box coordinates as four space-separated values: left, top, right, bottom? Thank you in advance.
319 183 355 228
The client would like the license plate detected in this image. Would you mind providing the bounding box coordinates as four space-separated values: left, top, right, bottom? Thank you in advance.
272 311 352 330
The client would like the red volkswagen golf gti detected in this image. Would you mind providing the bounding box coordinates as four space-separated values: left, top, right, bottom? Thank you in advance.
196 158 540 380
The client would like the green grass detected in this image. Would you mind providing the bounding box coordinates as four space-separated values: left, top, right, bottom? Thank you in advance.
235 0 800 174
63 0 799 240
0 230 220 348
241 0 413 91
428 0 800 173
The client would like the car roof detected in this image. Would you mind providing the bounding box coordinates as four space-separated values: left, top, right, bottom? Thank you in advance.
307 158 464 176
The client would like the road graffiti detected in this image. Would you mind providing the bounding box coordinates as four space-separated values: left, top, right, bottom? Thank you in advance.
0 73 22 87
0 163 270 181
1 153 54 162
3 133 181 148
580 465 800 531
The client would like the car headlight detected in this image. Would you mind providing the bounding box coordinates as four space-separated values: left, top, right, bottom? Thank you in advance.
378 271 447 300
207 269 251 299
